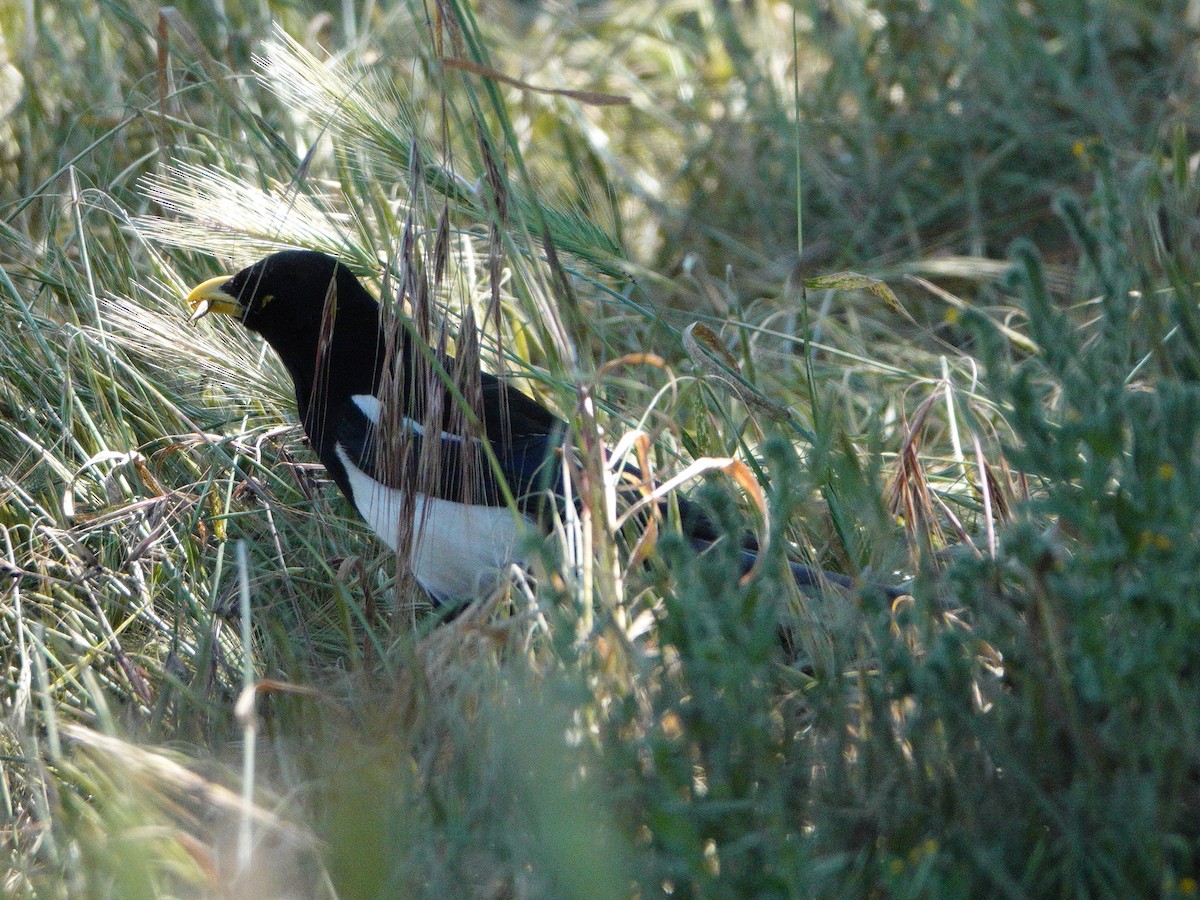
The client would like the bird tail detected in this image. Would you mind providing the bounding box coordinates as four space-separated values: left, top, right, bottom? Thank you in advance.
686 537 909 601
779 555 909 601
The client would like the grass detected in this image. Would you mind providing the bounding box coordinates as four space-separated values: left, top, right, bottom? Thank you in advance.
2 0 1199 896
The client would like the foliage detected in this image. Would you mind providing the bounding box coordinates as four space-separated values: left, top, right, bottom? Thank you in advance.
2 0 1199 897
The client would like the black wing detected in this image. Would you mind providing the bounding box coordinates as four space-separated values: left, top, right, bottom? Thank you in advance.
332 370 563 517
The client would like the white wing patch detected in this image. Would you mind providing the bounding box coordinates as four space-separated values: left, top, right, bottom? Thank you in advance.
351 393 466 444
336 427 530 602
351 393 383 423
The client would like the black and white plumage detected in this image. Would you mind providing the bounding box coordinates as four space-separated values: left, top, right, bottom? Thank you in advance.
187 250 901 603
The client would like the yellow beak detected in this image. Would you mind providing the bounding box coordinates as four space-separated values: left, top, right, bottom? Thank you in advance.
185 275 244 322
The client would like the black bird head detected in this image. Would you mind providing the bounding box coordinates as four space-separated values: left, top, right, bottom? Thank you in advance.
186 250 387 449
185 249 376 347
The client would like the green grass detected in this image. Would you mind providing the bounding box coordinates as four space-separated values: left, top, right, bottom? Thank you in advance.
2 0 1199 896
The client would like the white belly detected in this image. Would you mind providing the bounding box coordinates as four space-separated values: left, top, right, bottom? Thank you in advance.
335 444 531 602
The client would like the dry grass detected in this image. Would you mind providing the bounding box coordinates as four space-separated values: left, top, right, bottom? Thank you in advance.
3 0 1199 896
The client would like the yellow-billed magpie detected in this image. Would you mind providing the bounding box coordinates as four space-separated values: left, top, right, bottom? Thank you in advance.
187 250 902 603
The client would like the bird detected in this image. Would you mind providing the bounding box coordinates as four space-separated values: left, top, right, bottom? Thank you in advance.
186 250 904 605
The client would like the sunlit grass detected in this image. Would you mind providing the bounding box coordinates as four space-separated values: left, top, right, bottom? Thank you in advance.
2 0 1199 896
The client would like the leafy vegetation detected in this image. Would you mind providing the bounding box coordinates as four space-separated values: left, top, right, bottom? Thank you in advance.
2 0 1198 896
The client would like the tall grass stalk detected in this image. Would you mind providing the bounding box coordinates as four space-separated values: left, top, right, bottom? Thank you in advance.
1 0 1198 896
